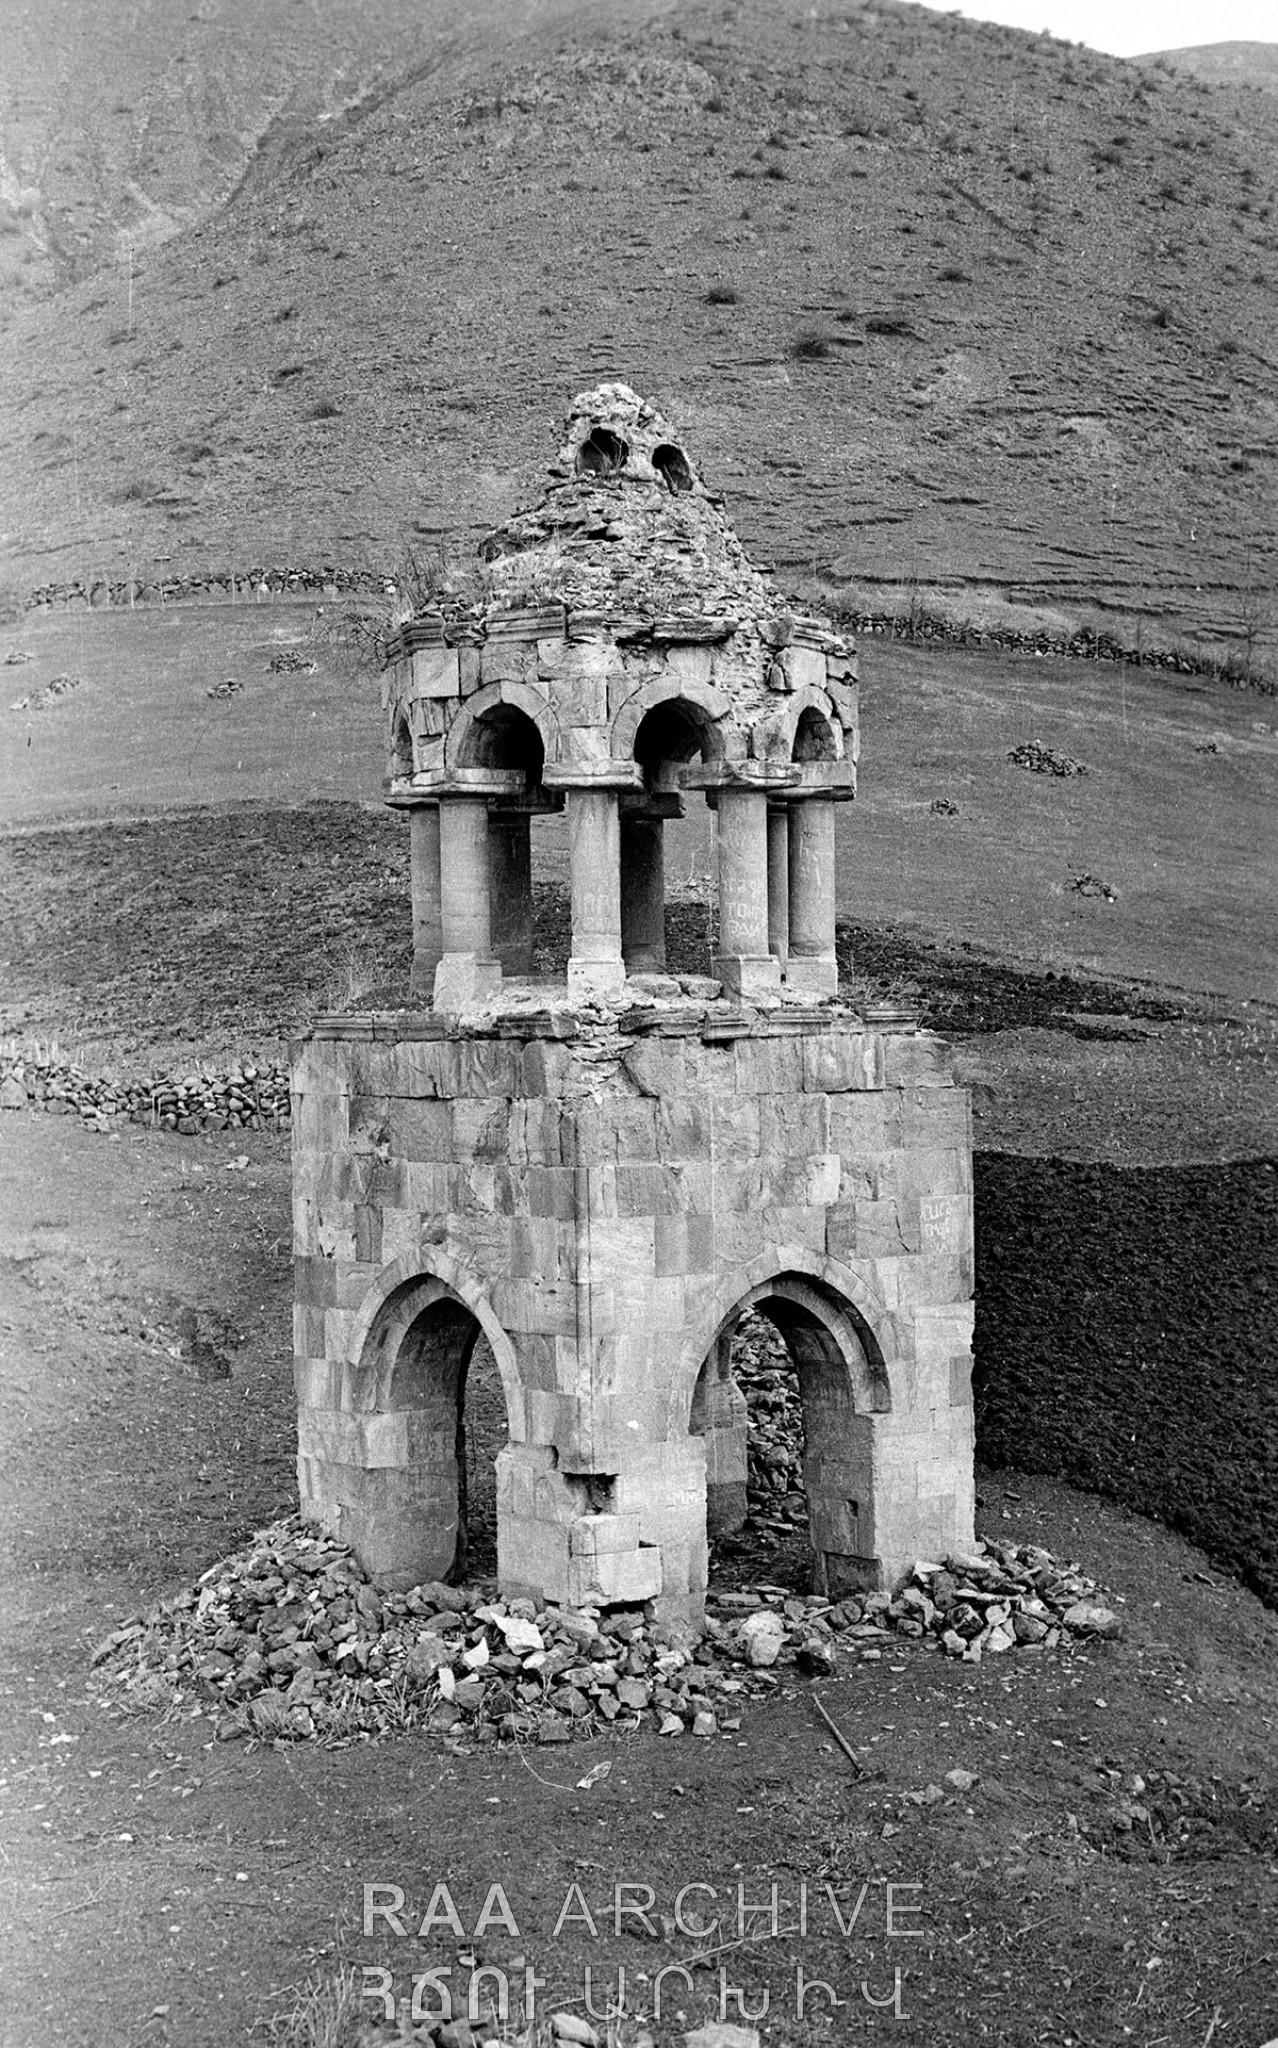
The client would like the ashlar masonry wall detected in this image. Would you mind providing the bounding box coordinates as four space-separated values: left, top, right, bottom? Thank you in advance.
292 1004 975 1623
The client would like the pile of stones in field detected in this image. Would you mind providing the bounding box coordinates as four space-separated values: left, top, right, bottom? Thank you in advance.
92 1518 1120 1748
9 671 79 712
0 1052 291 1132
1007 738 1089 777
25 564 390 611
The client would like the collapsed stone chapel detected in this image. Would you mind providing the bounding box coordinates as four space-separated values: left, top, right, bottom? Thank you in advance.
292 384 975 1626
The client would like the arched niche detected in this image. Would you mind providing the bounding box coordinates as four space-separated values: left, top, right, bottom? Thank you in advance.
345 1271 519 1588
690 1271 893 1596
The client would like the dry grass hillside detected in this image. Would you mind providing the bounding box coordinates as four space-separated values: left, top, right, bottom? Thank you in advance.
1144 40 1278 95
1 0 1276 656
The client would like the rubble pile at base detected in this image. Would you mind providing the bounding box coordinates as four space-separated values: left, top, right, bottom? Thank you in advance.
93 1518 1121 1747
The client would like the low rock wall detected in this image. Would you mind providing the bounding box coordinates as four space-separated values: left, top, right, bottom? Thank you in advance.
0 1052 291 1132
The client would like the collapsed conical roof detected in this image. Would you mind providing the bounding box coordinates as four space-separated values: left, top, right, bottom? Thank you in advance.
476 382 781 624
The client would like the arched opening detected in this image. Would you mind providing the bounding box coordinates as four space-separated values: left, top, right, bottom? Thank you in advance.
793 706 838 761
633 697 714 795
355 1283 512 1588
617 697 718 977
691 1276 888 1598
458 705 545 977
391 712 414 778
652 441 694 494
462 704 545 790
576 426 629 477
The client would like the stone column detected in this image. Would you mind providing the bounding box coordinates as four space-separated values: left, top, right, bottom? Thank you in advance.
434 795 501 1009
714 788 781 998
408 805 443 1000
786 796 838 995
488 810 534 978
766 804 790 967
620 813 666 975
567 788 625 998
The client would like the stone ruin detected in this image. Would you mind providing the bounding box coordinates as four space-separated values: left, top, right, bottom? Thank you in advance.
291 383 975 1626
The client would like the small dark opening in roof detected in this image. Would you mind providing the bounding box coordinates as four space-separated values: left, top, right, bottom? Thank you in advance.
576 427 629 477
652 442 694 494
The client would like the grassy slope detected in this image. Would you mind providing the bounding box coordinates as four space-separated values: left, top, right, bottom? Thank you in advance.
1 0 1276 648
5 604 1276 1012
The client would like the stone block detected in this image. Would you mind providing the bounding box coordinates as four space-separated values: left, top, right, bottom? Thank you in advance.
881 1032 953 1089
759 1092 827 1158
779 644 827 693
654 1096 715 1158
568 1512 642 1558
653 1211 714 1276
499 1514 571 1606
367 1157 410 1209
735 1035 805 1096
608 1097 659 1162
508 1099 565 1167
451 1039 522 1098
292 1089 349 1152
802 1032 879 1093
294 1358 343 1408
902 1087 972 1147
574 1164 618 1218
614 1163 667 1218
569 1544 662 1607
805 1153 842 1206
478 641 538 686
452 1098 511 1161
492 1276 577 1337
294 1254 338 1308
409 647 461 699
509 1214 561 1282
715 952 782 1000
829 1093 902 1155
580 1218 658 1293
527 1166 576 1220
521 1040 574 1098
379 1206 420 1266
434 952 502 1012
785 955 838 996
388 1096 453 1160
809 1495 863 1554
620 1039 688 1100
294 1302 327 1360
567 953 626 998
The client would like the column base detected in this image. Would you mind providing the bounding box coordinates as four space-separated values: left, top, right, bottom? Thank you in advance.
785 954 839 996
409 952 442 1001
714 952 783 999
567 956 626 1000
433 952 502 1010
622 946 666 976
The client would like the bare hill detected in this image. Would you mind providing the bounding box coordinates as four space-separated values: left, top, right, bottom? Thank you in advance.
2 0 1277 649
1139 41 1278 95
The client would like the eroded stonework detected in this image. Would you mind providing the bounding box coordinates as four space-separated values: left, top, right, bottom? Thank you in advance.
292 385 976 1621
